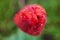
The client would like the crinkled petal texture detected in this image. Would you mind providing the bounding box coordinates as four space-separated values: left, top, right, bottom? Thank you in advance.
14 4 47 36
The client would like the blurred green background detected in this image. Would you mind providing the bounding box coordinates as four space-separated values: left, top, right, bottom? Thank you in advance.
0 0 60 40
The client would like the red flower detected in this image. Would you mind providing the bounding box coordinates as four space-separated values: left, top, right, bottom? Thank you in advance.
14 4 47 36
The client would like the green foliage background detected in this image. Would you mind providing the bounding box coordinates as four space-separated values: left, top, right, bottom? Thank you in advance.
0 0 60 40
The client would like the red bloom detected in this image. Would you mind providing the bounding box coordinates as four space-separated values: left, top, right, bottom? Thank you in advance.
14 4 47 36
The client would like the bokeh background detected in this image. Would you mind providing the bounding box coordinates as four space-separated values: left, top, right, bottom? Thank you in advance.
0 0 60 40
